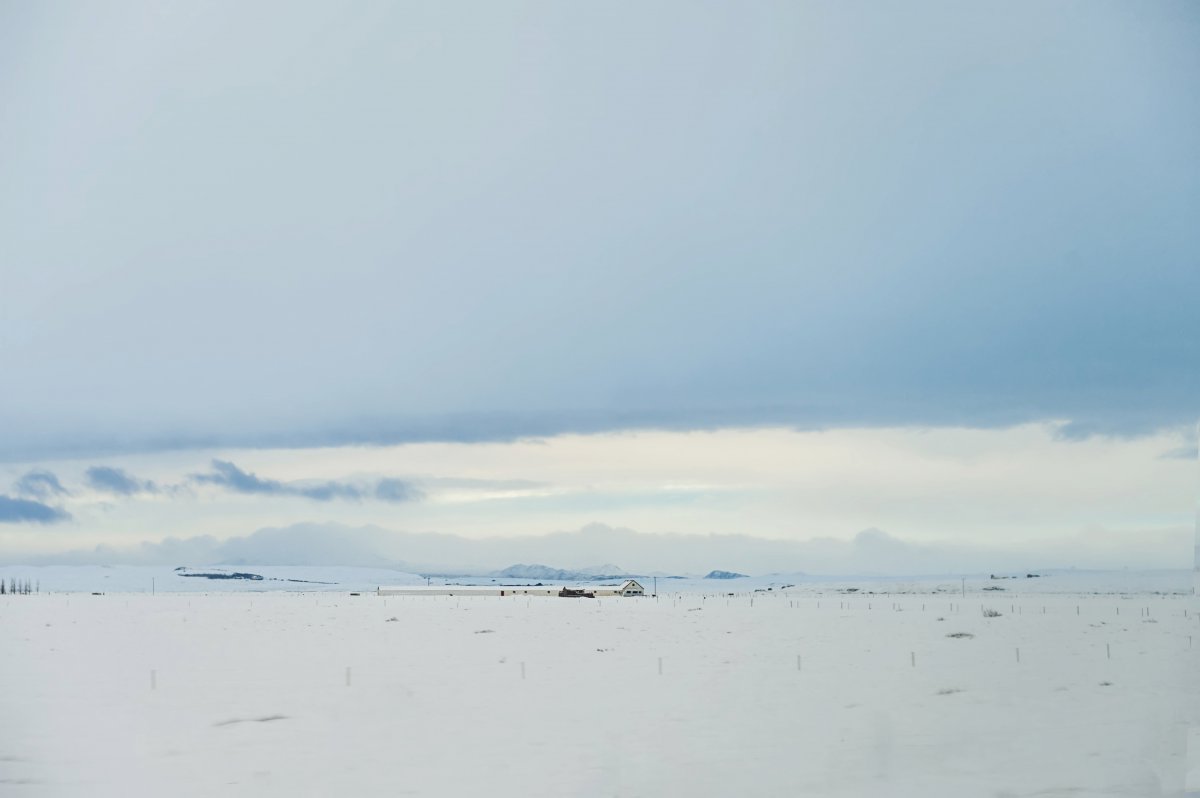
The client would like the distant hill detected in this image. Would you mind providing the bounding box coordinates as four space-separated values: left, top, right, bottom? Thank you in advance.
578 563 628 576
704 570 748 579
490 563 630 581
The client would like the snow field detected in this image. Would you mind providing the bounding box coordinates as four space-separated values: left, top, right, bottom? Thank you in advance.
1 590 1196 797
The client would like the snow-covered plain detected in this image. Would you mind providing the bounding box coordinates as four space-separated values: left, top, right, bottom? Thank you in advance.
1 569 1197 797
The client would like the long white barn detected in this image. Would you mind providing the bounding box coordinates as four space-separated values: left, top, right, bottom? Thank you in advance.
377 579 645 598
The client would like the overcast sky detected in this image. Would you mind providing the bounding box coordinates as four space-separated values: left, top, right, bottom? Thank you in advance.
1 2 1197 572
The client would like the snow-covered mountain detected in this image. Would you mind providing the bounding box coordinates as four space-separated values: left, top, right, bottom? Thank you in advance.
577 563 629 576
489 563 630 581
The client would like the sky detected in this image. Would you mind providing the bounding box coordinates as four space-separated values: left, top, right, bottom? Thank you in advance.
1 2 1197 573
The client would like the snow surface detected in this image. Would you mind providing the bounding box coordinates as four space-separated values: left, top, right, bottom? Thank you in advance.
0 564 1191 596
0 565 427 594
1 569 1196 797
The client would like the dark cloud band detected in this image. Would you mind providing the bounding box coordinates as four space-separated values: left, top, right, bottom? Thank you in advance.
191 460 422 504
86 466 157 495
0 495 71 524
14 470 68 500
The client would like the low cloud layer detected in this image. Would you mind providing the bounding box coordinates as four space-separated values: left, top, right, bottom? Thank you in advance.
1160 444 1198 460
191 460 422 504
85 466 157 495
374 478 421 503
4 470 71 523
0 495 70 524
14 470 69 500
14 521 1189 575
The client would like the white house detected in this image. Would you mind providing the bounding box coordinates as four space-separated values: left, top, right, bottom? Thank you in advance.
586 579 645 597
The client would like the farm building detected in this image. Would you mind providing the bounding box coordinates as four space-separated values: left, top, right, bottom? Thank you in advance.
606 579 645 596
376 579 645 598
563 580 646 598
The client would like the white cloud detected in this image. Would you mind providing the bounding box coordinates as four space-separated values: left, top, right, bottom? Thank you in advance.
0 423 1193 571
